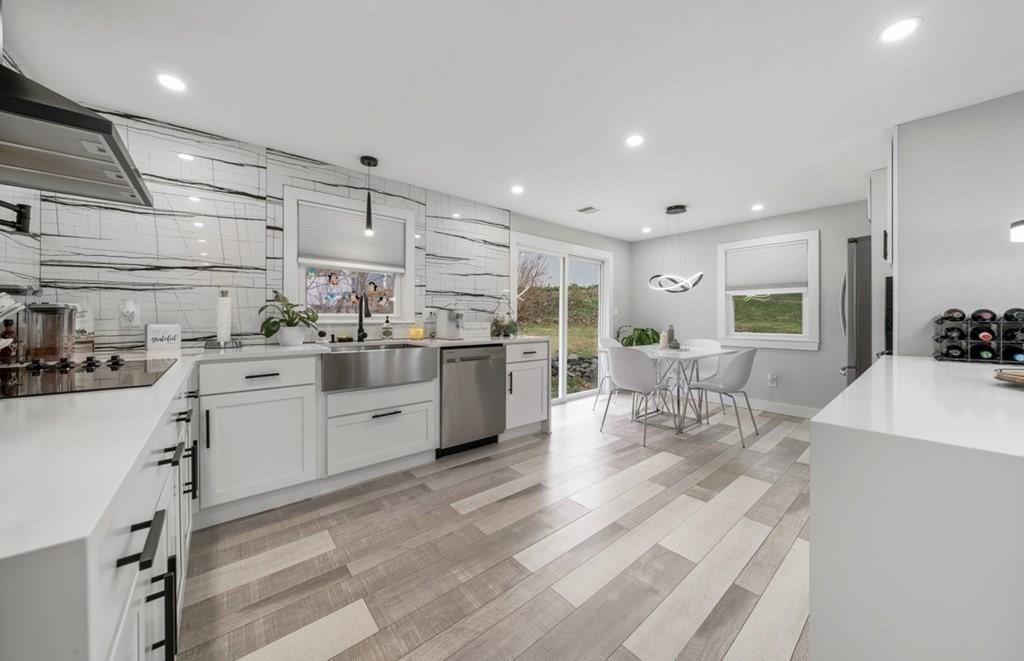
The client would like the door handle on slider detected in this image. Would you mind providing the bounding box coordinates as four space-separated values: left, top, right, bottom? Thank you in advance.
838 365 856 376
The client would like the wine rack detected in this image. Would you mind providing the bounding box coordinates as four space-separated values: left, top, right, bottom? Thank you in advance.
933 315 1024 365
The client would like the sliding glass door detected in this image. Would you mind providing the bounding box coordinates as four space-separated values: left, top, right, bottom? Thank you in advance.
515 244 606 402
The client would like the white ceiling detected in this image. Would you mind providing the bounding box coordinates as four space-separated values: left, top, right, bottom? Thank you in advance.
7 0 1024 240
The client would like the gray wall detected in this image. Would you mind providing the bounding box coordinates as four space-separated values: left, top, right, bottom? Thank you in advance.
630 202 868 414
511 211 633 329
895 90 1024 355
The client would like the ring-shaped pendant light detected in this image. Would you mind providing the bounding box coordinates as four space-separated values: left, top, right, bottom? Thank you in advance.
648 205 703 293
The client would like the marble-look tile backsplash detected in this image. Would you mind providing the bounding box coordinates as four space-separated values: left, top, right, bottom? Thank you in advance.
2 107 510 349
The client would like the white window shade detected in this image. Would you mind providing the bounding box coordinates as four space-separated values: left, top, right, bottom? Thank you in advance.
297 200 406 273
725 239 808 292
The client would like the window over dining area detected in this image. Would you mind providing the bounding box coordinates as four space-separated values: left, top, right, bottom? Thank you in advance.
717 230 819 351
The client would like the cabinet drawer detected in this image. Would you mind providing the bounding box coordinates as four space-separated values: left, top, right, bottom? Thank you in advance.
327 401 435 475
200 357 315 395
326 381 434 418
506 342 548 364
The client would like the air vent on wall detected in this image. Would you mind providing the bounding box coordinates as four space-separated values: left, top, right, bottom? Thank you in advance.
576 206 602 214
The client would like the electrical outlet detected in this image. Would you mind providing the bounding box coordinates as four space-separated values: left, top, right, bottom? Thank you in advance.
767 373 778 387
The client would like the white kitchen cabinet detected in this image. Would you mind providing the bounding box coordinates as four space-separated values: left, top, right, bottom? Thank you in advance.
506 360 547 429
199 384 317 507
326 381 436 476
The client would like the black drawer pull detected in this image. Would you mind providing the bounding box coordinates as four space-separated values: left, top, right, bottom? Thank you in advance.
184 440 199 500
371 410 402 419
158 442 185 467
522 350 538 355
205 410 211 449
185 390 199 399
147 555 177 660
509 371 514 394
173 409 192 424
245 372 280 379
117 509 165 570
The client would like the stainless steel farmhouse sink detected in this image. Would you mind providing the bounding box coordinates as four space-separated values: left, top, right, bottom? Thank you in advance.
322 343 438 391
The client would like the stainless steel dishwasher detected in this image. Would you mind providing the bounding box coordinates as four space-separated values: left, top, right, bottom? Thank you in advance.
440 345 506 456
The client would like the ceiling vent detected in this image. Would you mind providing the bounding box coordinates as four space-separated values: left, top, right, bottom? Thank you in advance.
576 206 602 214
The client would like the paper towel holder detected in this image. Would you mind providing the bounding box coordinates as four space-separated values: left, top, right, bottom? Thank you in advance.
205 288 243 349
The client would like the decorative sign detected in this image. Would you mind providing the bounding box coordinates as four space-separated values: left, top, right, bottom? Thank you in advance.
146 324 182 355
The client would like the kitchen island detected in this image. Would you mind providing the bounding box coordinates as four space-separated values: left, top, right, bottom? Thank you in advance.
810 356 1024 661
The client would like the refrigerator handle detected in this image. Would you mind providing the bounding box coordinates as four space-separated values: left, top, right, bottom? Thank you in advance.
839 271 848 339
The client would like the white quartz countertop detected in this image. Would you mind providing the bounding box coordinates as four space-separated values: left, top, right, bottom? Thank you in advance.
0 344 330 560
813 356 1024 458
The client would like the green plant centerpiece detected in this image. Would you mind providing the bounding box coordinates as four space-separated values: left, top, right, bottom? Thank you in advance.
490 315 519 338
617 325 660 347
259 292 319 345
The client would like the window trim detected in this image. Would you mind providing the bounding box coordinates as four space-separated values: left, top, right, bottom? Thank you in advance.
716 230 820 351
283 186 416 323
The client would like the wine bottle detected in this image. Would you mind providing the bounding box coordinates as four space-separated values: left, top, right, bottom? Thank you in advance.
1002 346 1024 363
941 308 966 322
940 327 966 341
969 326 995 342
1003 327 1024 342
970 343 996 360
942 344 966 359
970 308 997 322
1003 308 1024 322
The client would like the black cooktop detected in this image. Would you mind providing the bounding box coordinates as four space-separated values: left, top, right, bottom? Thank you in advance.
0 355 177 399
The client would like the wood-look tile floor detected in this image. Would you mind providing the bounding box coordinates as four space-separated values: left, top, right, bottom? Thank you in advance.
180 395 811 661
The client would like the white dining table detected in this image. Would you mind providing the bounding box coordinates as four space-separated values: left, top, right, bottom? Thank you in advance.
632 344 737 432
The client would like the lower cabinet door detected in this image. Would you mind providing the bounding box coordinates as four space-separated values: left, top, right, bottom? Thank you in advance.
327 401 434 475
506 360 547 429
199 385 317 507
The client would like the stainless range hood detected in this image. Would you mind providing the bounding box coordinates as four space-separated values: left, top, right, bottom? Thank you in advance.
0 65 153 206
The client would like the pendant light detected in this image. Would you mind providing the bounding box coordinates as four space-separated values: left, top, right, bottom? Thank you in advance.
360 155 378 237
649 204 704 293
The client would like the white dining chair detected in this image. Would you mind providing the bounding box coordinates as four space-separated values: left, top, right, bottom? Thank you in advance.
684 348 760 447
682 338 722 421
601 347 677 447
591 336 622 411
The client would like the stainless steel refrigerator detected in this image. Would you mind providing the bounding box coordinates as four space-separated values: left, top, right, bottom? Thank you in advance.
840 236 872 385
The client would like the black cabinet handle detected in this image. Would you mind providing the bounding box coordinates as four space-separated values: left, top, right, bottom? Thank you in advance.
371 410 402 419
185 390 199 399
205 409 211 449
184 440 199 501
173 410 192 424
158 441 185 467
522 350 538 355
245 372 280 380
883 229 889 261
148 555 177 660
509 371 514 394
117 509 165 570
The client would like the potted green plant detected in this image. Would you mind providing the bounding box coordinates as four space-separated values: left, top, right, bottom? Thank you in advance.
259 292 319 346
617 325 660 347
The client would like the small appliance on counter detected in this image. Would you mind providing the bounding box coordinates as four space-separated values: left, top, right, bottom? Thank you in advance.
435 309 465 340
0 355 177 399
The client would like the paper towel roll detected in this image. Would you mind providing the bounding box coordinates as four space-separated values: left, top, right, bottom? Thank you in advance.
216 289 232 343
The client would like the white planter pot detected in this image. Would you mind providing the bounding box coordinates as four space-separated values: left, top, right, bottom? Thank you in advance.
276 326 306 346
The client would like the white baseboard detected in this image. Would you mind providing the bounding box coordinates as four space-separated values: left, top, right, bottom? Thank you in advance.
747 398 820 420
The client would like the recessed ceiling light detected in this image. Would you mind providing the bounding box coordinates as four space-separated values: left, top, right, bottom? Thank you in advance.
415 234 422 239
879 17 921 43
452 213 461 218
156 73 187 92
197 238 206 243
751 203 765 211
188 196 201 202
1011 219 1024 242
511 185 524 195
178 153 194 161
642 227 652 233
193 221 204 227
626 135 645 147
200 252 207 256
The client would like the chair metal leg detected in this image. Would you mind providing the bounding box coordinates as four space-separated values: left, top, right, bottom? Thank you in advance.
729 394 745 448
718 393 726 421
600 387 615 432
592 375 610 411
740 391 759 435
642 394 649 447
